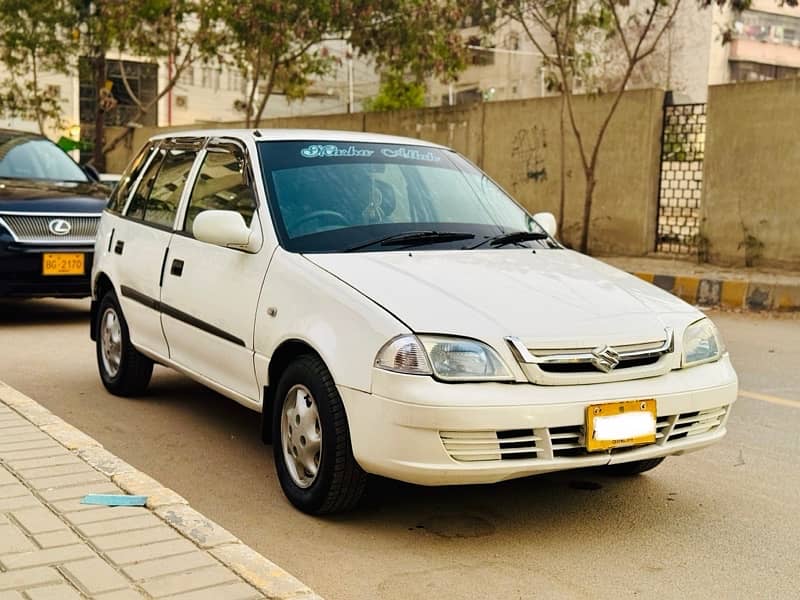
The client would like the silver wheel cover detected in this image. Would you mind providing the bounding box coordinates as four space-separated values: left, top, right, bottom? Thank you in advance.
281 384 322 488
100 307 123 378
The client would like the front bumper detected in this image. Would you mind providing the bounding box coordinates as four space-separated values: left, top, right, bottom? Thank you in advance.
0 242 94 298
339 357 737 485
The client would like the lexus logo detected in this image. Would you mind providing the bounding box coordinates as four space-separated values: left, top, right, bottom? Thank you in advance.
590 345 621 373
48 219 72 236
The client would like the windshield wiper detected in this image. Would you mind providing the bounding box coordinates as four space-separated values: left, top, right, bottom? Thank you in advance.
343 230 475 252
469 230 549 250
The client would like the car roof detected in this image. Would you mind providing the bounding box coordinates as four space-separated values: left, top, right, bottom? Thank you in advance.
148 128 449 150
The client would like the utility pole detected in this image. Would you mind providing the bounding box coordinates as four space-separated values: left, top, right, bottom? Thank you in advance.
347 51 354 113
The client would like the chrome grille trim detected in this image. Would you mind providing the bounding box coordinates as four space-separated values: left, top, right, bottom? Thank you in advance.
506 328 674 367
0 212 101 245
440 406 726 463
505 329 676 385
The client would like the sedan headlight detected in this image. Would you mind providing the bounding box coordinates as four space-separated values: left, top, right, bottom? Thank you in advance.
375 334 513 382
682 318 725 368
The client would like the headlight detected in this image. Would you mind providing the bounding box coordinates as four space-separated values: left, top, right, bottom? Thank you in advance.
375 334 513 382
682 318 725 368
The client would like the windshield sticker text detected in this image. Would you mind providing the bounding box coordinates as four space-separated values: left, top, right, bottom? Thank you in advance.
380 147 441 162
300 144 374 158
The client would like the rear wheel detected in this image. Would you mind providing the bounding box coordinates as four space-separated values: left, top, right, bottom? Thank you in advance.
604 457 665 476
272 354 367 514
96 291 153 396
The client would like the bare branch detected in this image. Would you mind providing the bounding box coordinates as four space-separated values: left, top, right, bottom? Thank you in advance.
117 59 144 110
608 4 633 62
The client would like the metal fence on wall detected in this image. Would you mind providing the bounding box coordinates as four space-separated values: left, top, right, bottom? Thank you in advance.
656 103 706 255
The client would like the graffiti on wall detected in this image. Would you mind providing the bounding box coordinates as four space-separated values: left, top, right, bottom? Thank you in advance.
510 126 548 191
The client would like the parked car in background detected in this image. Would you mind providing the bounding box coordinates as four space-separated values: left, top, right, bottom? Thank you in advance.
91 129 737 515
0 129 108 298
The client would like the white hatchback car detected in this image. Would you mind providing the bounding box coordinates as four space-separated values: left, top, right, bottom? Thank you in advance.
91 129 737 514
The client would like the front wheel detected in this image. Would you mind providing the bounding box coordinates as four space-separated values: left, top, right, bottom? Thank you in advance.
272 354 367 514
604 457 665 476
96 291 153 396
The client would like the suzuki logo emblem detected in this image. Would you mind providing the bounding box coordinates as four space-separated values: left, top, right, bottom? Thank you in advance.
591 345 621 373
48 219 71 236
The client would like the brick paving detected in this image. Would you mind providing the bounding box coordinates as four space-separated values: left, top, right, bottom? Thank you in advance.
0 388 321 600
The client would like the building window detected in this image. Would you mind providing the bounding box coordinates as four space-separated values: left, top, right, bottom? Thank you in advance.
178 67 194 86
735 10 800 47
227 68 246 93
79 58 158 128
201 66 212 88
730 60 799 82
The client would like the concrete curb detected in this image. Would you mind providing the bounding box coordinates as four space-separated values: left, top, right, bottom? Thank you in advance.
632 272 800 311
0 380 322 600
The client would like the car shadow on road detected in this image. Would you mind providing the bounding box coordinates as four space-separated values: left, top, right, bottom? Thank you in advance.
0 298 90 326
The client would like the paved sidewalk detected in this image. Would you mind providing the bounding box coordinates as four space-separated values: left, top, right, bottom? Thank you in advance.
600 255 800 311
0 382 321 600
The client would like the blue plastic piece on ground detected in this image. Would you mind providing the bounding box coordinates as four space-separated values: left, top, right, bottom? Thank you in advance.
81 494 148 507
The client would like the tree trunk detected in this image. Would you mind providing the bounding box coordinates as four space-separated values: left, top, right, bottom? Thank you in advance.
579 174 596 254
92 52 107 171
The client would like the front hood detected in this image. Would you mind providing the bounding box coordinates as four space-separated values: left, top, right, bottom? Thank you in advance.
306 249 699 347
0 179 108 213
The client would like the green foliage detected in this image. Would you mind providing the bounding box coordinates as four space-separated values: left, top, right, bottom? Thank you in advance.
225 1 468 126
222 0 342 125
0 0 75 132
347 1 469 84
363 72 426 111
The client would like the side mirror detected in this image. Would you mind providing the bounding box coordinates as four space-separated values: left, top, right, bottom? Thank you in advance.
192 210 251 248
533 212 558 238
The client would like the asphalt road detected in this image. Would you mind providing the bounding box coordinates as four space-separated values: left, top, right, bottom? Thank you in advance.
1 299 798 600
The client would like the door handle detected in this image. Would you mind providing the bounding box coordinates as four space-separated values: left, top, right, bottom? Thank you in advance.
170 259 184 277
114 240 124 255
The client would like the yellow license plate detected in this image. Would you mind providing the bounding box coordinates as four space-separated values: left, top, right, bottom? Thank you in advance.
42 253 85 276
585 399 657 452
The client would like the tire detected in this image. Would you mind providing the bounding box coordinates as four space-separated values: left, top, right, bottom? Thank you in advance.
95 290 153 396
604 457 665 476
272 354 367 514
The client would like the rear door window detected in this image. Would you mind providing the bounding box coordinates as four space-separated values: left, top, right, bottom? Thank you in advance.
124 145 199 229
142 147 199 228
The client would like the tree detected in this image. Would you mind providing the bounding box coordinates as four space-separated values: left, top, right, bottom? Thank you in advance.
0 0 75 134
362 70 426 111
71 0 225 169
100 0 226 157
483 0 685 253
225 1 469 127
73 0 116 170
482 0 796 254
223 1 340 127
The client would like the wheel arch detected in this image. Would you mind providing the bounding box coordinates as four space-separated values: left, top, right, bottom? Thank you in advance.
261 338 325 444
90 272 116 341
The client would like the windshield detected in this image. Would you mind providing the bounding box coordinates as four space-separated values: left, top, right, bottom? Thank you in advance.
0 131 89 183
258 140 549 253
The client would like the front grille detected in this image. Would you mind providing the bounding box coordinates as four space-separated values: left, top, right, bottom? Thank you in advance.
440 429 542 462
440 406 726 463
506 331 676 385
0 214 100 244
539 355 661 373
667 406 727 441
